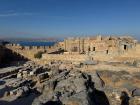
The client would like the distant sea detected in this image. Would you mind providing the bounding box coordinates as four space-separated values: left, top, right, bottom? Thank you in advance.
16 41 56 46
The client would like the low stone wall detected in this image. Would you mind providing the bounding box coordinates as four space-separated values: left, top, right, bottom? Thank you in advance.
42 54 88 62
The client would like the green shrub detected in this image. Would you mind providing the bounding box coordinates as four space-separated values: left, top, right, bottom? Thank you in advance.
34 51 43 59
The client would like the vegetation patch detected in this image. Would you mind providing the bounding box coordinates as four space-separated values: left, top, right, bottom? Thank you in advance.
34 51 43 59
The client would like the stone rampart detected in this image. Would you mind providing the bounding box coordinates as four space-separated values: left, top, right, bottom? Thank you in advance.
6 44 48 50
5 43 62 60
5 44 52 60
6 47 44 60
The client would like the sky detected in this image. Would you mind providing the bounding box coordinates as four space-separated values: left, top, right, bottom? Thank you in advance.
0 0 140 39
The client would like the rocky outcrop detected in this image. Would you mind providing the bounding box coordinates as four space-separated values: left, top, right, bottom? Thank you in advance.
32 69 110 105
32 67 109 105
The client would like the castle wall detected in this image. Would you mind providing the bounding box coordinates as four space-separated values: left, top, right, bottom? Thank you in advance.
5 42 64 60
5 44 46 60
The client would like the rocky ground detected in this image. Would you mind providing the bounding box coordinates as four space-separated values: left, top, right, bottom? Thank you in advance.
0 61 140 105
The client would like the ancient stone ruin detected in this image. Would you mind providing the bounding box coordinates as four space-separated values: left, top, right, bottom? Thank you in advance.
64 36 137 55
0 61 140 105
0 36 140 105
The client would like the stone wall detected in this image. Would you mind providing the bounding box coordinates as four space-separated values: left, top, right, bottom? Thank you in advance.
6 47 44 60
6 44 47 51
6 42 63 51
5 44 48 60
5 43 63 60
42 54 89 62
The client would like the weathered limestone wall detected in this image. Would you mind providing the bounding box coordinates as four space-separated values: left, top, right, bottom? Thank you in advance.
8 48 44 60
5 43 62 60
42 54 88 62
5 44 46 60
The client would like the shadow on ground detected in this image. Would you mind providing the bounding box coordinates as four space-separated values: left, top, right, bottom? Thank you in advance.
0 94 39 105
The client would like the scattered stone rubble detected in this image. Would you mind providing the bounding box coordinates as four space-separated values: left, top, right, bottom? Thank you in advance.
0 61 140 105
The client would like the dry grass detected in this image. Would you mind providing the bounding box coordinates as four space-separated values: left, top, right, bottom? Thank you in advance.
66 101 80 105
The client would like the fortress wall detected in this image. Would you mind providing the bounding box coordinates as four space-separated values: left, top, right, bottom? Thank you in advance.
6 44 48 50
5 44 47 60
42 54 88 62
5 43 63 60
8 48 44 60
5 42 65 60
6 42 63 51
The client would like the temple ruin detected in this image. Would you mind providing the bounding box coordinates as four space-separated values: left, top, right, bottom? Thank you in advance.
63 35 137 55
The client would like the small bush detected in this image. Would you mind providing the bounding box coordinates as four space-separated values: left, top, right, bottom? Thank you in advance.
34 51 43 59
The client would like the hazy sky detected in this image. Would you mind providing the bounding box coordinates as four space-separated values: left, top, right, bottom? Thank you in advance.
0 0 140 39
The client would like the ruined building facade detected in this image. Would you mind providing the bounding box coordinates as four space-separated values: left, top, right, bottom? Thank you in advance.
64 36 137 55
